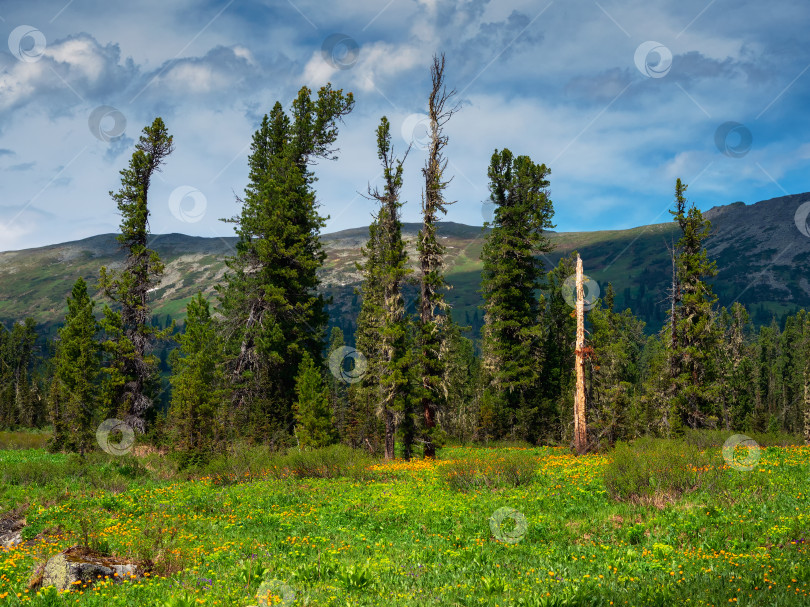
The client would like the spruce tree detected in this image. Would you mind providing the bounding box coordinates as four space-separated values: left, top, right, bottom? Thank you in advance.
541 254 577 442
218 85 353 443
417 54 458 458
168 292 225 463
665 178 720 429
46 377 67 453
0 318 38 429
716 303 754 430
98 118 174 433
480 148 555 442
0 323 13 429
587 283 646 446
293 352 337 449
441 322 477 443
14 367 33 428
52 277 101 456
326 327 350 440
351 213 386 453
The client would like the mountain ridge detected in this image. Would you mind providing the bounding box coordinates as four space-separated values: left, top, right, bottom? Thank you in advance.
1 192 808 337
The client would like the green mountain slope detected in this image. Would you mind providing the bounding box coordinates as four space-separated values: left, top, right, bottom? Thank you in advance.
1 193 809 338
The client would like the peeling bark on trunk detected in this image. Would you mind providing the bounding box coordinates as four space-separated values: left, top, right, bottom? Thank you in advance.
573 254 587 455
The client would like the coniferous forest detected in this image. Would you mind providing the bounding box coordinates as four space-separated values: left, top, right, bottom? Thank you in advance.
2 59 809 458
2 39 810 607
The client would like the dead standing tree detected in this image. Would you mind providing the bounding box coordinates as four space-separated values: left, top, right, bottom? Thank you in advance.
573 254 588 455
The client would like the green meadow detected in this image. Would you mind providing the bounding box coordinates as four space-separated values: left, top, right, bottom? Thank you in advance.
1 437 809 606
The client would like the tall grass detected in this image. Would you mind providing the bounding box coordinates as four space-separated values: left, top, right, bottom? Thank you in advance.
195 443 376 484
441 450 537 491
681 428 803 448
0 429 51 450
603 437 725 502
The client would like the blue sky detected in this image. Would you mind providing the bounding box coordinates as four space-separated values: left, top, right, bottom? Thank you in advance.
0 0 808 251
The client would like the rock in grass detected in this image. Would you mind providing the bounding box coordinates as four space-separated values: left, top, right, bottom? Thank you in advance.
0 530 22 549
39 546 143 592
0 517 25 549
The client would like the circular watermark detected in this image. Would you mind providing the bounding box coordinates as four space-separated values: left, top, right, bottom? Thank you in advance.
256 579 296 607
168 186 207 223
489 507 527 544
88 106 127 142
96 418 135 456
321 33 359 70
714 122 752 158
481 201 496 225
562 274 600 311
721 434 760 472
328 346 367 385
8 25 46 63
401 113 431 151
634 41 672 78
793 201 810 238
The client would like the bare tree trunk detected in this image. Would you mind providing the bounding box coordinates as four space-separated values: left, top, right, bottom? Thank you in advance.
573 254 587 455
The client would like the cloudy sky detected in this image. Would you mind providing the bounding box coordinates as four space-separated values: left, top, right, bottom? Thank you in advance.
0 0 808 251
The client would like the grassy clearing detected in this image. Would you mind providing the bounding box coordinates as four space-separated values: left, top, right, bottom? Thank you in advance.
0 441 809 606
0 430 51 451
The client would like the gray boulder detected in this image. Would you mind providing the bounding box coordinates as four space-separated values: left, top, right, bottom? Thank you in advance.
0 530 22 549
40 548 142 592
0 517 25 550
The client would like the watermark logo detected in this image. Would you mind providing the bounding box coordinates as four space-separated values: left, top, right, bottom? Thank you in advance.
489 507 527 544
88 106 127 142
169 186 207 223
721 434 760 472
328 346 367 384
634 41 672 78
793 201 810 238
255 579 295 607
481 201 496 225
562 274 600 311
714 122 752 158
321 34 359 70
96 418 135 456
8 26 46 63
401 113 431 151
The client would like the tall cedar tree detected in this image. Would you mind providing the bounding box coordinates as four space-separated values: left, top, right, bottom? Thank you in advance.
98 118 174 433
480 149 555 442
51 277 100 455
293 352 337 449
352 213 387 453
417 54 458 458
366 116 413 460
168 292 225 462
218 85 354 443
666 178 720 429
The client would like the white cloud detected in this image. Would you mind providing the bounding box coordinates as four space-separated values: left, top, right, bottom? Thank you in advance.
1 0 809 250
